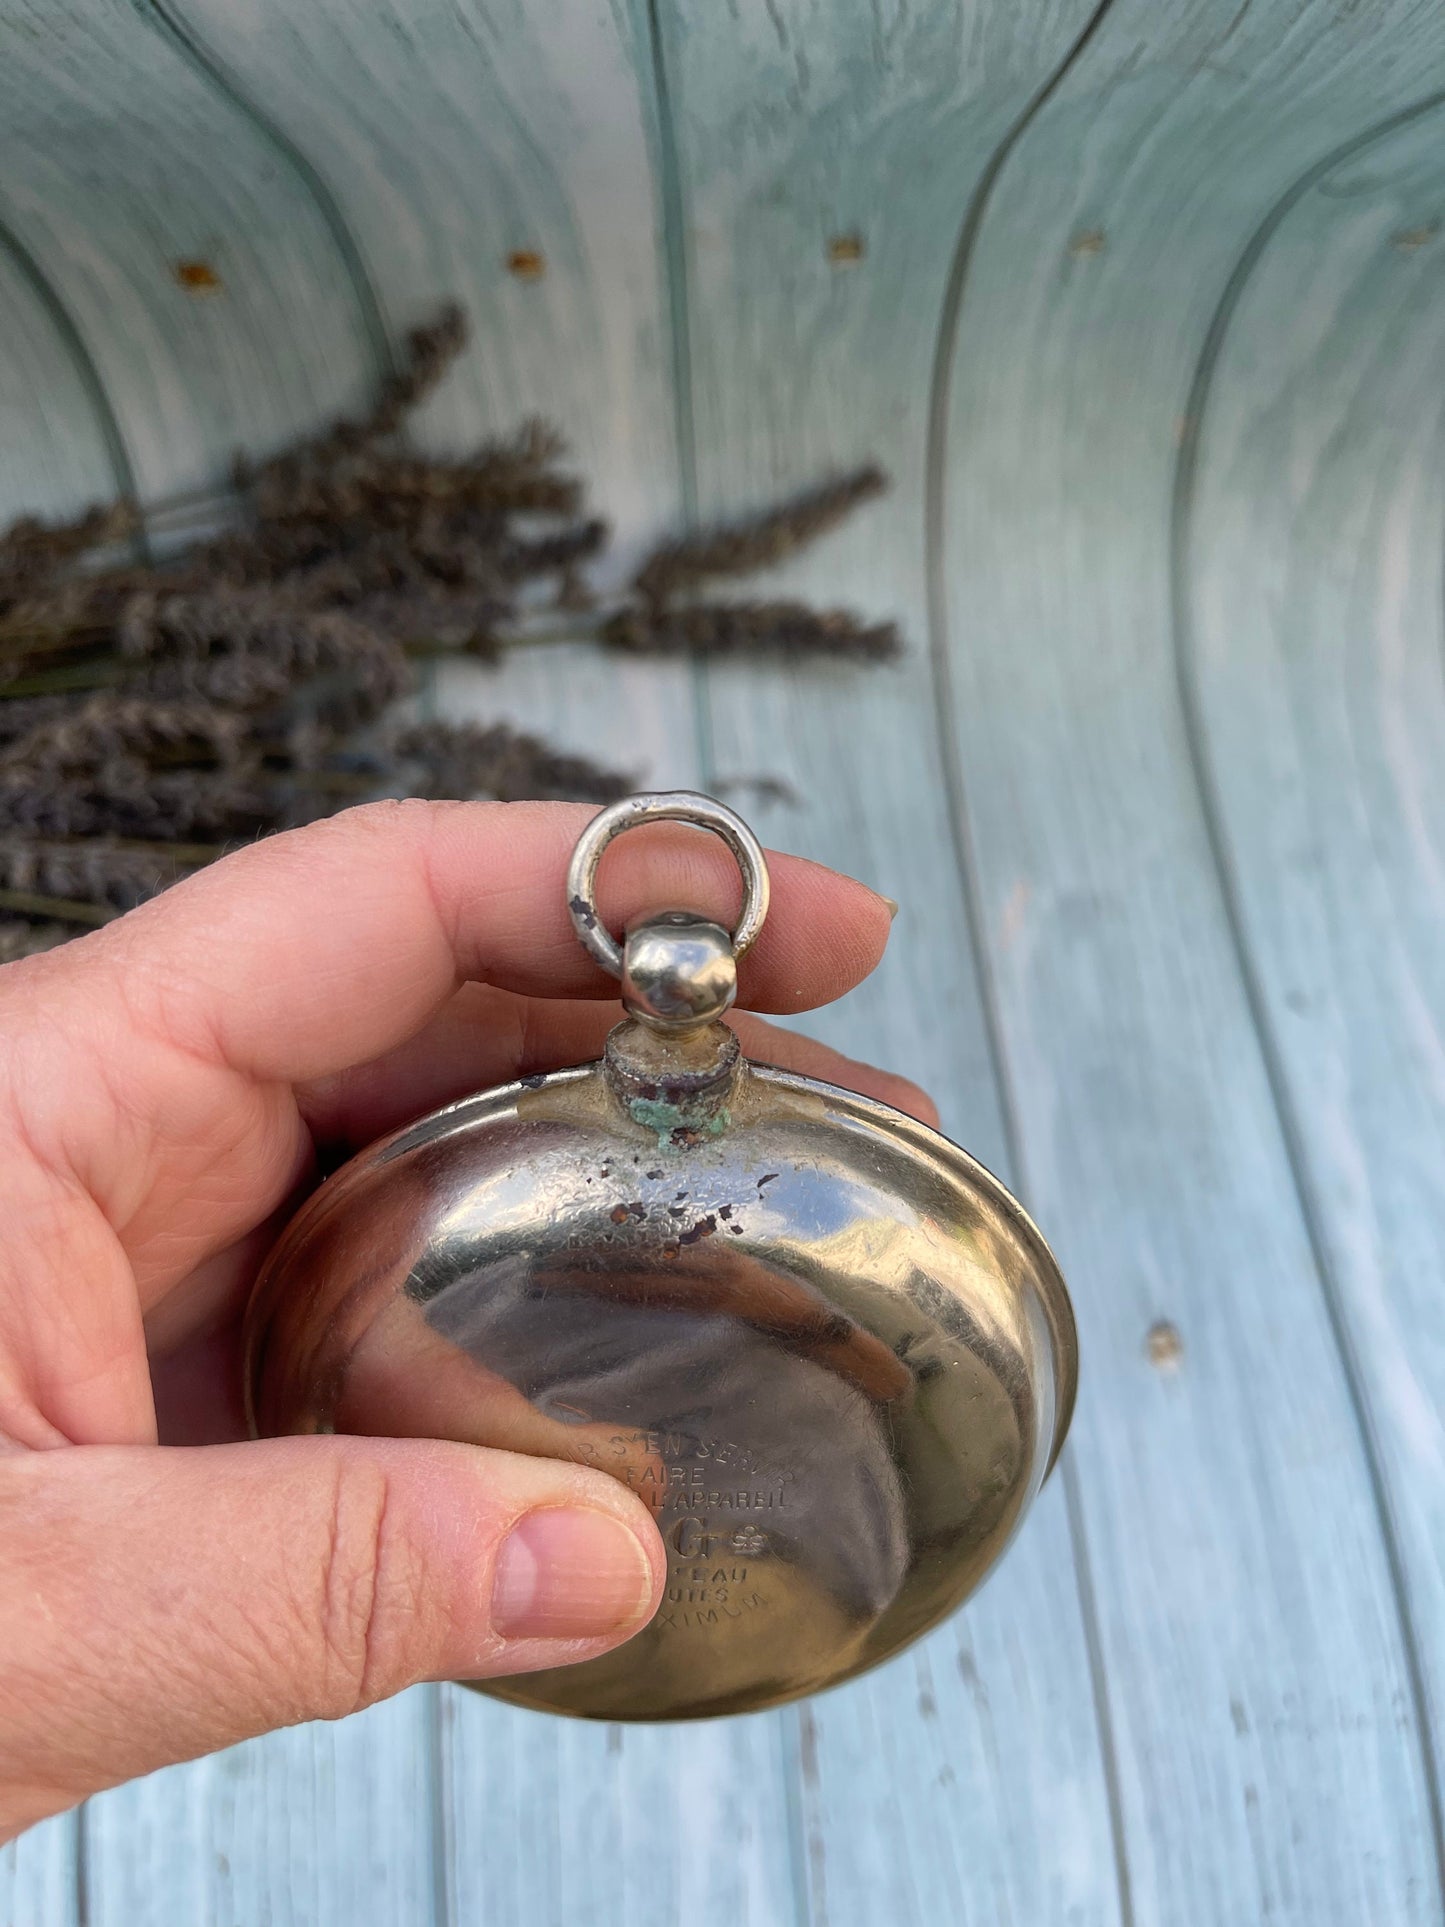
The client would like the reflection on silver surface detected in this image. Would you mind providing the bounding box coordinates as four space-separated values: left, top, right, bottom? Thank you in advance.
246 1040 1076 1722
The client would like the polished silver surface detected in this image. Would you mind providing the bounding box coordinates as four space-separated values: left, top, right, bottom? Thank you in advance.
245 1029 1076 1721
245 792 1076 1721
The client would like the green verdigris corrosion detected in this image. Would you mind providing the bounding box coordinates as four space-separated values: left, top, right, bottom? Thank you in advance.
628 1094 731 1149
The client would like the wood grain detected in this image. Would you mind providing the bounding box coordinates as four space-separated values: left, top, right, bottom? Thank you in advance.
1181 94 1445 1887
0 18 442 1913
165 0 682 568
440 1688 798 1927
649 4 1127 1920
0 1814 78 1927
428 623 802 1924
83 1694 438 1927
3 0 1445 1918
131 4 799 1912
0 229 127 525
932 1 1445 1919
0 0 378 504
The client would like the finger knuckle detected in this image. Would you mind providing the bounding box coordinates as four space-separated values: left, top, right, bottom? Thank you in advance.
313 1458 426 1717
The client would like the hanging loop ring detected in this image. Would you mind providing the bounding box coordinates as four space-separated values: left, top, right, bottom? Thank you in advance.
565 791 772 980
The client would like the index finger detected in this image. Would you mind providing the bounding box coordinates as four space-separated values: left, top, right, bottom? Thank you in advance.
29 799 895 1087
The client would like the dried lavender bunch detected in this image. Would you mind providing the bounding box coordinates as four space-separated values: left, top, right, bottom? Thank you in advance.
0 302 898 948
243 420 580 529
0 694 258 842
0 568 161 662
495 517 608 583
371 304 471 438
340 591 505 660
234 304 470 521
118 593 413 720
0 692 97 747
0 501 138 608
632 464 887 607
0 761 270 842
389 721 632 805
603 601 900 664
0 696 245 776
0 833 210 912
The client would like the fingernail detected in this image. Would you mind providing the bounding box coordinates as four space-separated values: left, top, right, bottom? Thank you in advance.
493 1507 654 1640
881 895 900 922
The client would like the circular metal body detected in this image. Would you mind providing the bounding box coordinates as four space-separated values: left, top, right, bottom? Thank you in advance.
245 1024 1077 1723
566 790 771 979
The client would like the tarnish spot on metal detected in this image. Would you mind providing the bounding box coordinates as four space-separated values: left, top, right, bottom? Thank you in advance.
628 1095 731 1148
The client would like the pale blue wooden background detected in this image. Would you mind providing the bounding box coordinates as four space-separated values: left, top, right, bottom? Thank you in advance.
3 1 1445 1920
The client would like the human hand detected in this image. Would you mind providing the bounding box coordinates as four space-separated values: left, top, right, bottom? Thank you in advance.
0 799 932 1838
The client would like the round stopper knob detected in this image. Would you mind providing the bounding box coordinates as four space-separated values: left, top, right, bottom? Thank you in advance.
622 912 737 1028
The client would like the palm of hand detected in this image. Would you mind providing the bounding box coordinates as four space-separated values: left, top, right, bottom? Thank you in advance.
0 799 921 1839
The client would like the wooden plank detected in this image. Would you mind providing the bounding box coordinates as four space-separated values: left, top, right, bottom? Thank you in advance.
1182 98 1445 1869
161 0 711 1224
650 5 1126 1922
0 0 379 505
9 0 1445 1918
0 4 722 1915
440 1688 797 1927
430 630 797 1922
143 0 803 1907
0 3 441 1906
0 233 124 523
0 1814 79 1927
428 647 798 1920
931 3 1445 1919
82 1694 438 1927
164 0 683 560
428 480 791 1927
0 24 439 1903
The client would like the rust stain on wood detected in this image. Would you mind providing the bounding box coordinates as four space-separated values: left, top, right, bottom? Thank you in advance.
173 259 222 293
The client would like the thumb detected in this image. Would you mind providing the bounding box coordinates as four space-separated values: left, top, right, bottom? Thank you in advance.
0 1435 664 1837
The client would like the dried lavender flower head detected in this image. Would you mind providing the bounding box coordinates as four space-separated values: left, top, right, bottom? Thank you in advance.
602 601 900 664
371 303 470 435
0 500 139 607
389 720 631 805
632 464 887 607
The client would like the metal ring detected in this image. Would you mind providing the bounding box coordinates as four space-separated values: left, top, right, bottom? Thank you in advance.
566 791 772 979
